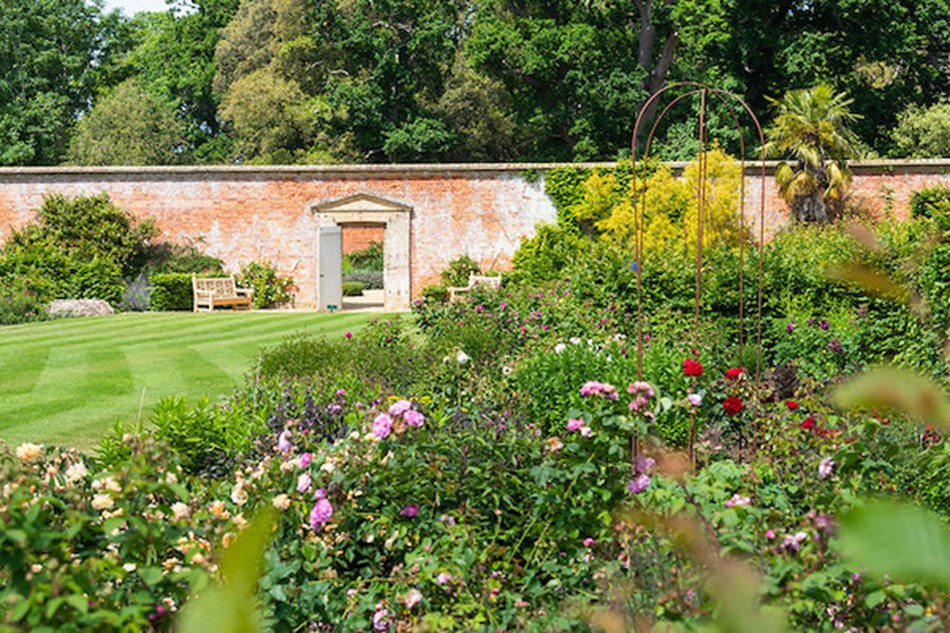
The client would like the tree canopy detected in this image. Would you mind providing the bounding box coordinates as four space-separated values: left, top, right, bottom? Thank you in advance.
2 0 948 165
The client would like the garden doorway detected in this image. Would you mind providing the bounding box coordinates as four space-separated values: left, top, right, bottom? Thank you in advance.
313 194 412 312
341 224 385 311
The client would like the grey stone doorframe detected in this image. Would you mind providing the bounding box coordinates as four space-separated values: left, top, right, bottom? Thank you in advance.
312 194 412 311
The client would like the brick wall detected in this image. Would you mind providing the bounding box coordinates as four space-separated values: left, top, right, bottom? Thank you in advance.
0 161 947 308
342 224 384 255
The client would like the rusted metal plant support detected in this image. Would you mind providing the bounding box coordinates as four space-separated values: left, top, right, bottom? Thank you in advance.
630 83 767 464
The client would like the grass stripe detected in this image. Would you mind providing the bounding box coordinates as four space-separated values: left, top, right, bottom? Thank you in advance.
0 311 396 450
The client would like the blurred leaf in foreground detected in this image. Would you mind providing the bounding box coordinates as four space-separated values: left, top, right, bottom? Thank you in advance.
833 366 950 432
179 508 276 633
837 499 950 589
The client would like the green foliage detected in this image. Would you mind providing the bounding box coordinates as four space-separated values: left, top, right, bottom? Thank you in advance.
255 316 432 395
0 288 48 326
439 254 480 287
342 241 383 272
509 223 584 285
125 2 240 162
147 397 234 475
839 500 950 589
342 269 383 290
342 281 364 297
149 273 193 311
7 193 159 278
67 77 188 165
543 167 589 229
420 284 449 304
342 242 384 290
891 102 950 158
0 0 125 165
909 185 950 221
238 261 295 309
148 239 225 275
765 84 862 222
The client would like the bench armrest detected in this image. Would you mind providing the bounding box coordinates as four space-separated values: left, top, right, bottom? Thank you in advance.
235 287 254 298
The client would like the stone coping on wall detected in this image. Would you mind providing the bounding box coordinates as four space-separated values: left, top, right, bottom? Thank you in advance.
0 159 948 178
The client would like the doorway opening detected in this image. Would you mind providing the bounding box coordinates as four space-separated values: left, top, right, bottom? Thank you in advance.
313 194 412 312
342 223 385 310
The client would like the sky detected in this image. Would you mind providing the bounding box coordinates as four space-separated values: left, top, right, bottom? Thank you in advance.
100 0 186 15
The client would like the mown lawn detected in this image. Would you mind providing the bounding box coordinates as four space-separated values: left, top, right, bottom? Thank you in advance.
0 311 383 450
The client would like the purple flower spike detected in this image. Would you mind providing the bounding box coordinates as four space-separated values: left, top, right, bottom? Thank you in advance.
400 504 419 518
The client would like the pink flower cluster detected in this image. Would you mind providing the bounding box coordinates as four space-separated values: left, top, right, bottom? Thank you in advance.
566 418 592 437
627 381 653 413
724 493 751 508
372 399 426 439
309 488 333 530
579 381 618 400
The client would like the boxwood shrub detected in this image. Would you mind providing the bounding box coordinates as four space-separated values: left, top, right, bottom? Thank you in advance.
149 273 192 311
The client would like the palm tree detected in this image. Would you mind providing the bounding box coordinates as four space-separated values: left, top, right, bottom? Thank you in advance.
764 84 862 223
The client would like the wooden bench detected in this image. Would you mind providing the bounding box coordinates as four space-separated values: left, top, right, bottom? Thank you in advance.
192 274 254 312
448 274 503 301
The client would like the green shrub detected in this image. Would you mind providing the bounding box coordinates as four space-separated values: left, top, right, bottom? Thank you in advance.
509 223 585 284
239 260 295 309
0 288 48 325
909 186 950 223
421 284 449 303
60 257 125 305
342 281 364 296
440 254 480 287
6 193 158 277
148 397 233 475
256 317 434 397
149 273 193 311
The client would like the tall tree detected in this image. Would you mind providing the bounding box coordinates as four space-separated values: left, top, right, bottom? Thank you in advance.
125 0 240 162
465 0 646 160
67 77 188 165
0 0 122 165
727 0 950 154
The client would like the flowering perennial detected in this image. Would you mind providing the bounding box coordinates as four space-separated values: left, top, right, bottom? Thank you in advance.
682 358 704 376
579 380 618 400
723 396 744 416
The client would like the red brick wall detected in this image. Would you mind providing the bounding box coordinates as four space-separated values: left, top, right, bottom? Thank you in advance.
342 224 384 255
0 161 947 308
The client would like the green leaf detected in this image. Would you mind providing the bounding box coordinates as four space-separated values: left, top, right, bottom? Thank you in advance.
9 597 30 622
837 499 950 589
5 530 28 546
64 594 89 615
178 508 275 633
137 566 164 587
864 590 886 608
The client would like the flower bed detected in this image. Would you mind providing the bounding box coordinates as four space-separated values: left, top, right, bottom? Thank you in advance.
3 218 950 630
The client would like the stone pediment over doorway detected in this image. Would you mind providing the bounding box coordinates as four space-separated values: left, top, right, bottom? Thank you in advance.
314 193 411 215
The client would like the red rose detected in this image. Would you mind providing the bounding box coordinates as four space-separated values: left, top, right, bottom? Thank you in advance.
723 396 744 416
683 358 704 376
785 400 799 410
800 416 816 430
724 367 744 380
